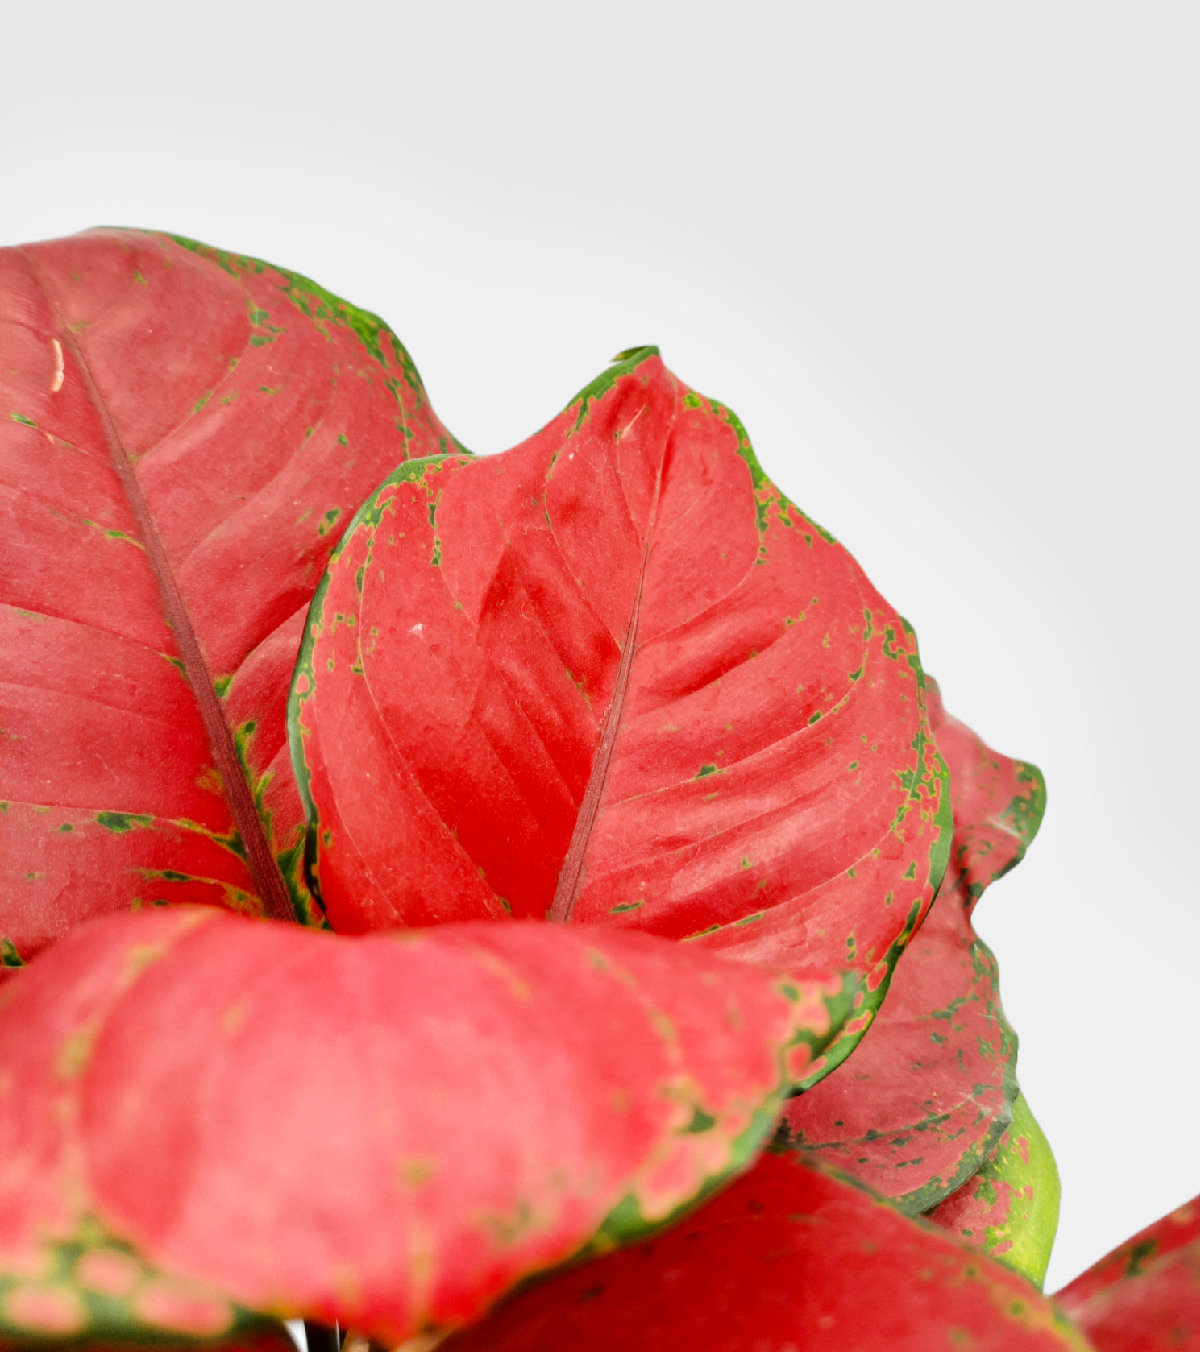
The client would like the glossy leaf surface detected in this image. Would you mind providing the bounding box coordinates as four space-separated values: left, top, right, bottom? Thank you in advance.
0 907 857 1346
439 1151 1094 1352
291 348 949 1083
776 678 1045 1205
927 1090 1062 1288
1057 1195 1200 1351
0 230 458 959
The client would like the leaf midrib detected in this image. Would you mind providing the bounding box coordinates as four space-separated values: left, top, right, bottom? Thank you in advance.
546 427 668 924
21 248 295 923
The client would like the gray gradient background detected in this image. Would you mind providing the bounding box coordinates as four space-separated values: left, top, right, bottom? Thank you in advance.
3 2 1196 1295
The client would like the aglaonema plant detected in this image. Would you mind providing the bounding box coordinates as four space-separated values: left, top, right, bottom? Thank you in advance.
0 230 1195 1351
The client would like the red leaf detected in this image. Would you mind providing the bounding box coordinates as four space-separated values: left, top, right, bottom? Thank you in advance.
1056 1195 1200 1351
926 677 1047 907
0 230 458 959
0 907 857 1346
437 1151 1094 1352
775 679 1046 1206
775 867 1015 1206
290 348 950 1083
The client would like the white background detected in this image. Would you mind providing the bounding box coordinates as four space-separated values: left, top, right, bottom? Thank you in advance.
3 2 1196 1295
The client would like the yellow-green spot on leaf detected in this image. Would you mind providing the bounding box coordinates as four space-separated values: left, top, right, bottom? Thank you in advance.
259 386 278 395
192 391 211 415
808 712 822 725
610 900 643 914
249 335 273 347
221 390 239 405
338 433 348 446
95 812 153 833
10 412 37 428
317 508 341 537
681 925 722 942
214 675 233 698
81 520 146 551
734 911 765 926
1 938 24 967
904 862 917 880
848 664 864 682
56 1027 95 1079
696 764 721 778
133 271 147 285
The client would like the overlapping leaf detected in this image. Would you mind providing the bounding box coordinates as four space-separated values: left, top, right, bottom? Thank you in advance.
290 347 950 1084
1056 1194 1200 1351
927 1090 1062 1288
438 1151 1094 1352
0 906 857 1347
0 230 459 961
775 677 1046 1203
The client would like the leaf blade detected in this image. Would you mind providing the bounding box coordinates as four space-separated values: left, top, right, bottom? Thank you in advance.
927 1090 1063 1289
291 353 951 1081
436 1152 1095 1352
1056 1193 1200 1351
0 230 458 955
0 908 858 1345
775 680 1046 1205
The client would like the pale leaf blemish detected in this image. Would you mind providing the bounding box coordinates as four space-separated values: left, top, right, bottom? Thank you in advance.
3 1283 87 1335
51 339 64 392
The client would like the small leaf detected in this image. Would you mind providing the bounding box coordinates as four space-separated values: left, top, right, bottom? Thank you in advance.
1056 1193 1200 1350
436 1152 1094 1352
0 230 459 957
774 679 1044 1207
290 350 950 1085
926 1090 1062 1289
0 907 858 1347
